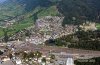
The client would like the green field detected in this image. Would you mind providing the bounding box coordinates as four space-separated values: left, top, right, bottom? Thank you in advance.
96 23 100 30
37 6 59 18
0 17 34 37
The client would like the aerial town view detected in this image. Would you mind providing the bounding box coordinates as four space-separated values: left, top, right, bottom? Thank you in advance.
0 0 100 65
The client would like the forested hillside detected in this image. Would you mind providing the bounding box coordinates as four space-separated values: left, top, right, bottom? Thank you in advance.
57 0 100 25
45 30 100 51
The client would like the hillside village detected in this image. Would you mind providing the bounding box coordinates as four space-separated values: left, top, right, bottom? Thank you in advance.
0 15 24 28
0 0 100 65
7 16 78 45
1 16 97 45
0 16 99 65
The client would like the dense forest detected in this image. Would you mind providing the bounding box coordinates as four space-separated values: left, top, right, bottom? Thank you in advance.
57 0 100 25
75 57 100 65
45 30 100 51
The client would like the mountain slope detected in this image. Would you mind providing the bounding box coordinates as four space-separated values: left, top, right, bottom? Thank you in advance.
57 0 100 25
0 0 100 37
0 0 59 37
0 0 59 20
2 0 100 25
0 0 24 20
8 0 52 12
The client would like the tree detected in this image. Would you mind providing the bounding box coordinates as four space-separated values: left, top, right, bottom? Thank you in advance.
34 51 42 59
28 52 35 60
25 30 31 37
34 51 42 64
3 28 9 43
50 54 55 60
42 57 46 64
21 52 28 60
0 50 3 55
8 54 13 59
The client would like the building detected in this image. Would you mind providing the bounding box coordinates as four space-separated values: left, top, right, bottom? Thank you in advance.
79 22 97 31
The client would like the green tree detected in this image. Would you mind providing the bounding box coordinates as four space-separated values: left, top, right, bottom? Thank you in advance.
42 57 46 64
28 52 35 60
8 54 13 59
50 54 55 60
0 50 3 55
21 52 28 60
3 28 9 43
34 51 42 59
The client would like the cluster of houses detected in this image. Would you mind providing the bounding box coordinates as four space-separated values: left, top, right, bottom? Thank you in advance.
25 16 78 45
0 16 78 45
79 22 97 31
0 15 24 28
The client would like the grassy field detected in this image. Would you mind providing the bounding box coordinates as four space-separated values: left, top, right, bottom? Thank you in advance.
0 17 34 37
96 23 100 30
0 28 4 37
37 6 59 18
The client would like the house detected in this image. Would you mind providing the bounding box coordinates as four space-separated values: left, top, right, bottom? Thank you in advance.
0 60 14 65
79 22 97 31
0 57 14 65
0 46 7 52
